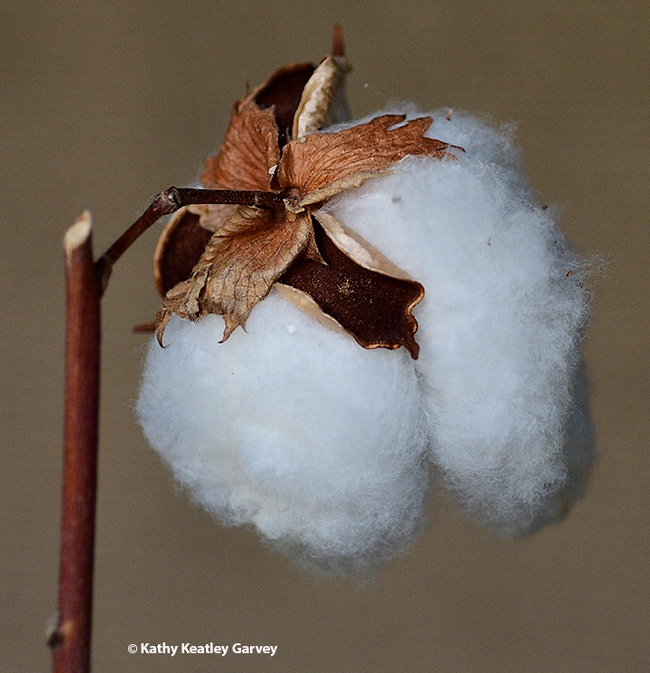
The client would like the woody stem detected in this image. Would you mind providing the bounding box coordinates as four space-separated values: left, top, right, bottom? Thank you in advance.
51 213 101 673
95 187 284 294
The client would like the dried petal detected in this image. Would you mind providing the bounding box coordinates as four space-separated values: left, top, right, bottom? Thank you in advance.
278 114 453 201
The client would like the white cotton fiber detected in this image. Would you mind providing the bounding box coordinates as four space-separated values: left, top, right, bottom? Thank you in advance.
137 107 594 571
324 107 594 536
137 294 429 573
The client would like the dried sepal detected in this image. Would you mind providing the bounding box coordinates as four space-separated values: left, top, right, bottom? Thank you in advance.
184 203 238 233
157 206 315 344
279 218 424 359
201 101 280 192
277 211 425 356
292 55 351 139
154 208 213 295
154 41 458 358
278 114 454 205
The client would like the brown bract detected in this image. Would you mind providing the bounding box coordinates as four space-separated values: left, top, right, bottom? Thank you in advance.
155 48 459 359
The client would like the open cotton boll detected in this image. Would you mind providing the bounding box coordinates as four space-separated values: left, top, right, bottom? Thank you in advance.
137 292 429 573
325 109 594 536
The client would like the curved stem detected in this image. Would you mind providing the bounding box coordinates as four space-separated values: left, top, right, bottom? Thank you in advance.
95 187 284 294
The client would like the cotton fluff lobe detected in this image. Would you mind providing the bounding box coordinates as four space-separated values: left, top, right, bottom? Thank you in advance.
138 300 429 573
137 108 594 572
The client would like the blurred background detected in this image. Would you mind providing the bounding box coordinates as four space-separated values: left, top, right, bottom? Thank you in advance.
2 1 648 671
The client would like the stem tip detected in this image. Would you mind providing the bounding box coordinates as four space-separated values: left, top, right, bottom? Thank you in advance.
64 211 93 257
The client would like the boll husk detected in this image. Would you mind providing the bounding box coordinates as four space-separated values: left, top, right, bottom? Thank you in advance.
137 108 594 573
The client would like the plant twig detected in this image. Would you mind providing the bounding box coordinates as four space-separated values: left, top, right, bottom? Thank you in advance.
50 212 101 673
331 24 345 57
95 187 284 294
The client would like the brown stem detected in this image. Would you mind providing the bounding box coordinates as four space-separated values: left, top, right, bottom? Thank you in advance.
51 213 101 673
95 187 284 294
331 24 345 57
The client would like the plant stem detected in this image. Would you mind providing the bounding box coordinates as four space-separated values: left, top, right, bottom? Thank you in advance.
51 213 101 673
95 187 284 294
331 24 345 57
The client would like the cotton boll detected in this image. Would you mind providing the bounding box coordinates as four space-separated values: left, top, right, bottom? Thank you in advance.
325 111 594 536
138 105 594 568
137 292 429 573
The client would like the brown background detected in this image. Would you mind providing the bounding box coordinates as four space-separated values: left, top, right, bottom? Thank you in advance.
2 1 648 671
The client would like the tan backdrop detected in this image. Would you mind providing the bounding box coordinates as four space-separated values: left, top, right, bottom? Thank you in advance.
2 1 648 671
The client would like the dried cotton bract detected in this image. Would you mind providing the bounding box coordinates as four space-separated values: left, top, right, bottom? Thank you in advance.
137 45 594 573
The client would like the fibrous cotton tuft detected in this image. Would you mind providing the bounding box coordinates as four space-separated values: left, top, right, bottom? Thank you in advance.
138 299 429 573
137 107 594 571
